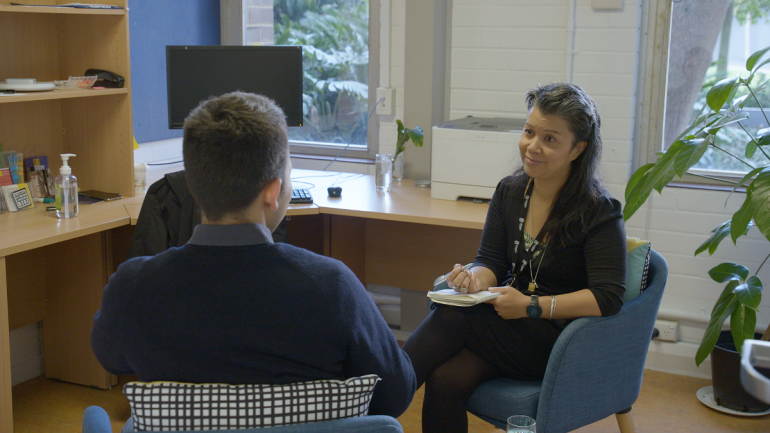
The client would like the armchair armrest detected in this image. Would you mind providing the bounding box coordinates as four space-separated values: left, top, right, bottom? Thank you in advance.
535 250 667 433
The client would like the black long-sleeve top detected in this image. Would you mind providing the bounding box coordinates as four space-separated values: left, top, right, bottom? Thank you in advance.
473 177 627 316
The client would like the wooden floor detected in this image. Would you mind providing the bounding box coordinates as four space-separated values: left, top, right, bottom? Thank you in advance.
11 370 770 432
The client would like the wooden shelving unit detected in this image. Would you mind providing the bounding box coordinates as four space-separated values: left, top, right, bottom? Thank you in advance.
0 4 125 15
0 3 132 432
0 87 129 104
0 0 134 198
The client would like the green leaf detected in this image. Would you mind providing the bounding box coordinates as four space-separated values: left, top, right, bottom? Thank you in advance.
731 186 754 244
747 275 764 302
730 306 757 356
695 221 730 256
708 262 749 283
757 129 770 147
395 120 424 155
395 119 409 155
738 276 763 309
747 275 764 290
746 141 758 158
406 126 424 147
687 112 721 137
703 111 750 135
623 180 651 222
625 141 694 222
647 141 684 193
750 167 770 243
696 293 737 366
726 166 764 206
673 138 708 177
732 94 750 108
751 57 770 75
625 163 654 203
714 280 741 317
747 46 770 71
707 76 741 112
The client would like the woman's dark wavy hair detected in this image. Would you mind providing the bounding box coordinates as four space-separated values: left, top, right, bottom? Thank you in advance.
511 82 603 249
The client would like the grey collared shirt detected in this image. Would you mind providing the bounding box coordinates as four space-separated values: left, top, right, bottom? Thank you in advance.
187 223 274 247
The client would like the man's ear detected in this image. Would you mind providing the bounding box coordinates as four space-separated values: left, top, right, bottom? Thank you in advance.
263 178 283 211
570 140 587 161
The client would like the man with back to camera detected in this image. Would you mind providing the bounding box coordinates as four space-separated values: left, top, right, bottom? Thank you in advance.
90 92 416 417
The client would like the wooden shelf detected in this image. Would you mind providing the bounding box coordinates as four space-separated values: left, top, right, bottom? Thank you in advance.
0 5 124 15
0 88 128 104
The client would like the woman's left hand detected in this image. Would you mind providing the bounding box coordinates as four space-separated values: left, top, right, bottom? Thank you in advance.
486 286 530 320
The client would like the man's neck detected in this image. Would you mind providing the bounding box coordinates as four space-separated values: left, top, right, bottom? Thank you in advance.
202 207 268 226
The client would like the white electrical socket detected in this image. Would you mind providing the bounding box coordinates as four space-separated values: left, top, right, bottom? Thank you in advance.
653 319 679 342
375 87 395 116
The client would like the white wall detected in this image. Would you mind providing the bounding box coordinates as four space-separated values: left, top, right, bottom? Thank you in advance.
380 0 769 377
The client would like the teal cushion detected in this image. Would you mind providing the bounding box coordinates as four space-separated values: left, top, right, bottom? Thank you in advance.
625 237 651 302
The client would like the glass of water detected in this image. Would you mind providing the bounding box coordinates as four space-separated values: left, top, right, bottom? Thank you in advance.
375 153 393 192
507 415 536 433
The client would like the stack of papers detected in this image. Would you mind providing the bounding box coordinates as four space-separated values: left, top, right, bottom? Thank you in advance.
427 289 501 307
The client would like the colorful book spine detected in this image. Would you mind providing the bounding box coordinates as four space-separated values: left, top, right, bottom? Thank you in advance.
0 168 12 186
25 156 48 172
4 152 23 184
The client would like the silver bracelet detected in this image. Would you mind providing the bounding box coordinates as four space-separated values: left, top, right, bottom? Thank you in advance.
549 295 556 320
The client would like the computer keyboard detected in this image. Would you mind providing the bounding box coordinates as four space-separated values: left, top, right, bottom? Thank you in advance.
290 188 313 204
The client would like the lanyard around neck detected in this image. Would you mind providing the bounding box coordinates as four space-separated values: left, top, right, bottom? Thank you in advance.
510 179 544 289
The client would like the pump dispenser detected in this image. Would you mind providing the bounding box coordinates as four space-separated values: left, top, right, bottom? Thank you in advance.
55 153 78 218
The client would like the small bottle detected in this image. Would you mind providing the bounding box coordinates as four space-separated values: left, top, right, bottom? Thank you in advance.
54 153 78 219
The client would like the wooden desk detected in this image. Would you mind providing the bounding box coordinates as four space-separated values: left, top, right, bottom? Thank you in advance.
284 170 488 294
0 199 136 433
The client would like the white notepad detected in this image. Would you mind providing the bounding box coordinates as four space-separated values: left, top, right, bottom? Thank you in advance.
427 288 501 307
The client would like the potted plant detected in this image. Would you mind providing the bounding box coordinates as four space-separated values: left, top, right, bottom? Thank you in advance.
393 120 424 181
624 45 770 412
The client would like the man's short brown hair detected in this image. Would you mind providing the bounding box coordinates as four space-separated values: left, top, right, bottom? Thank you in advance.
183 92 288 222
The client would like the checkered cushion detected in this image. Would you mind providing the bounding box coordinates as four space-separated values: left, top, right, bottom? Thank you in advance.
123 375 380 431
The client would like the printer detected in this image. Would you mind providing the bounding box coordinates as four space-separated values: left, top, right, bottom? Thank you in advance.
431 117 526 201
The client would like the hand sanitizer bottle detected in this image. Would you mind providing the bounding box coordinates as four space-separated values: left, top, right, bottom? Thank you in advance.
55 153 78 219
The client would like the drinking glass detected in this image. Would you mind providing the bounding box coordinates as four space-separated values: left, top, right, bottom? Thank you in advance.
375 153 393 192
507 415 536 433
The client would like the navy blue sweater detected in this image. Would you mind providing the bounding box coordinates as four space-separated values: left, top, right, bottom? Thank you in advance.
91 224 416 417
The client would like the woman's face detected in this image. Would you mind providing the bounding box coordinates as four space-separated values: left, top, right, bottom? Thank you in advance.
518 106 586 186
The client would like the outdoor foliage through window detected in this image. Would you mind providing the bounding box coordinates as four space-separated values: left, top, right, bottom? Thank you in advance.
665 0 770 174
274 0 370 147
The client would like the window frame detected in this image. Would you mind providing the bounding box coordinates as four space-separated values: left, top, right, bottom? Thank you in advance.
633 0 764 188
264 0 380 163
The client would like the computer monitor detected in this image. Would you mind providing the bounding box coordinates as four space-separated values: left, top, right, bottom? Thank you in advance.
166 45 303 129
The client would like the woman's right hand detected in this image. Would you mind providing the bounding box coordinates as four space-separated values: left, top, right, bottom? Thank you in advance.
446 264 482 294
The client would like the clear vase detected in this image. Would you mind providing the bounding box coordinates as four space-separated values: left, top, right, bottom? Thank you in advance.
392 152 404 181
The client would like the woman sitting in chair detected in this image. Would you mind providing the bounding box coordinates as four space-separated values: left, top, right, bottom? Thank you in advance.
402 83 627 433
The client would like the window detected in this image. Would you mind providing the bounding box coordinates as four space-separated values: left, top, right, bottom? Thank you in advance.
239 0 378 160
661 0 770 178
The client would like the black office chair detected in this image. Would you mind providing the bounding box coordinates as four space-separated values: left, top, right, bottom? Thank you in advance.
128 170 286 258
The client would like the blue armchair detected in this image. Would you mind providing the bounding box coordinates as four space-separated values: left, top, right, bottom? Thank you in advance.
82 406 403 433
465 249 668 433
